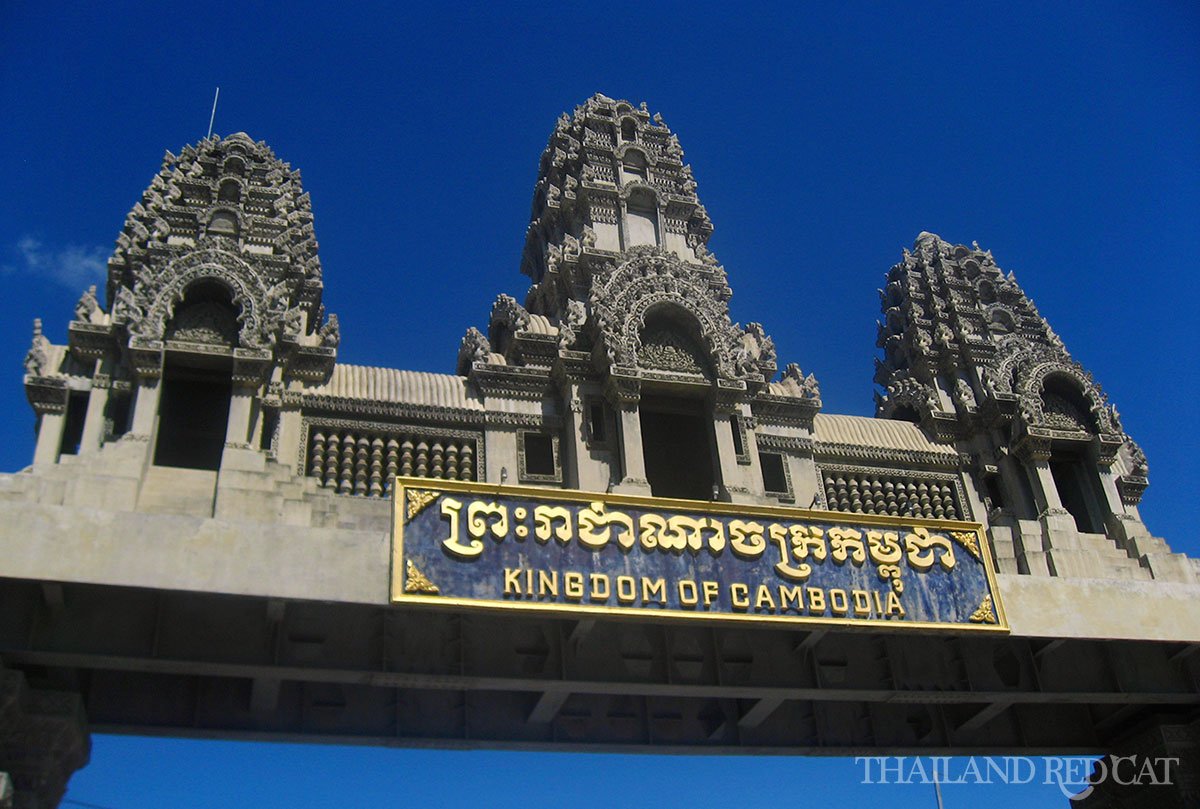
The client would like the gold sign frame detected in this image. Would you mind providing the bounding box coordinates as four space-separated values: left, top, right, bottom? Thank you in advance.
390 476 1008 633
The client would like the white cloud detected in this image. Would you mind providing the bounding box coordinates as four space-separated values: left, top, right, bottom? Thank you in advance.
2 237 108 290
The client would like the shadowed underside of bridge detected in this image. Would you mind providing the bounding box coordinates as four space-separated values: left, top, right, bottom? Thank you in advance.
3 579 1198 757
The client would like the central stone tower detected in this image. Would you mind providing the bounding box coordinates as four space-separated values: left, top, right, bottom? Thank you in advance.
458 94 818 501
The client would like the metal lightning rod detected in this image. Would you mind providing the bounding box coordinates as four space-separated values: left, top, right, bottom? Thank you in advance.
206 87 220 139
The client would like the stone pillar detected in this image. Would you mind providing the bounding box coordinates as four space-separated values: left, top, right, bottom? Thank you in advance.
1074 715 1199 808
0 664 90 809
224 385 256 448
712 404 763 503
31 412 66 469
128 378 161 440
78 379 111 454
612 404 651 496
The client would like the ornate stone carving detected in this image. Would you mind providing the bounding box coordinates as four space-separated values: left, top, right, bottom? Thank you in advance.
73 286 100 324
22 319 51 377
589 248 748 381
318 313 340 348
166 301 239 345
456 327 492 375
101 131 337 378
638 326 707 375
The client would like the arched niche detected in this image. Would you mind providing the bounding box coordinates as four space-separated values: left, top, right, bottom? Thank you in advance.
207 209 239 238
165 279 241 347
624 188 659 248
218 179 242 203
621 148 648 183
637 305 713 379
1039 373 1098 434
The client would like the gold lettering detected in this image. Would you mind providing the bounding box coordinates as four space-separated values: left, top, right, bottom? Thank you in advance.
728 520 767 559
533 505 573 544
754 584 777 612
503 567 523 595
872 590 883 614
638 513 666 551
440 497 484 558
730 583 750 609
564 571 584 600
852 590 872 616
578 502 635 550
777 584 804 612
616 575 637 603
466 500 509 548
678 580 698 607
829 589 849 615
904 527 957 571
768 524 821 580
828 527 867 566
699 517 726 555
537 569 558 598
641 577 666 604
866 530 903 565
589 573 610 601
885 591 905 616
808 587 826 614
702 580 720 607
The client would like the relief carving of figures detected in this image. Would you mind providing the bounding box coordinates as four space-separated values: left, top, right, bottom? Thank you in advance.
23 319 51 377
318 313 340 348
489 294 531 345
457 327 492 375
111 285 144 328
736 322 777 375
281 306 305 341
589 250 744 381
73 285 100 324
557 299 586 351
953 378 976 410
780 363 821 402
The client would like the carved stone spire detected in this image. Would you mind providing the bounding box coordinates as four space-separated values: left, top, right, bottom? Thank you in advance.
459 95 809 410
520 93 714 287
100 132 338 381
875 232 1139 491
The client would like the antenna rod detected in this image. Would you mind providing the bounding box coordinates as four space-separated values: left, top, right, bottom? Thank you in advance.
206 87 220 139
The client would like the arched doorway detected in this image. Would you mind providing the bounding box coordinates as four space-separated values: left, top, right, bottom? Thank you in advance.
153 281 239 470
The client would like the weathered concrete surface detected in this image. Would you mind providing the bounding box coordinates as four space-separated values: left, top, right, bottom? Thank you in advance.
4 498 1200 645
0 500 389 605
998 573 1200 642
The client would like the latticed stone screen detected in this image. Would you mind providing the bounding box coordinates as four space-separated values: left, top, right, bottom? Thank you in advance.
306 426 478 497
821 468 963 520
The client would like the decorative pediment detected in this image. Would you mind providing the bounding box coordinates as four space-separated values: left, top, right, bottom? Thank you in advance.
638 326 709 376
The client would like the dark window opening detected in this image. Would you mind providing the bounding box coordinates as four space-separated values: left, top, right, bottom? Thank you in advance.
260 408 278 452
588 402 607 444
729 415 745 457
1050 456 1103 534
153 364 232 470
218 179 241 203
639 397 715 500
760 451 788 494
58 391 88 456
984 476 1006 511
208 210 239 238
104 392 131 440
621 118 636 141
523 433 557 477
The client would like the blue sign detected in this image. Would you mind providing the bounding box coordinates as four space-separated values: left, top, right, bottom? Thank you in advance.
391 477 1006 631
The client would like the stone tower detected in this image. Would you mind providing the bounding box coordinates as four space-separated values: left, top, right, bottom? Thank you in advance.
458 93 818 500
23 132 339 508
873 232 1187 580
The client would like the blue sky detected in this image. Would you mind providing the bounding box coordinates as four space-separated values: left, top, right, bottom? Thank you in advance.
2 2 1197 806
